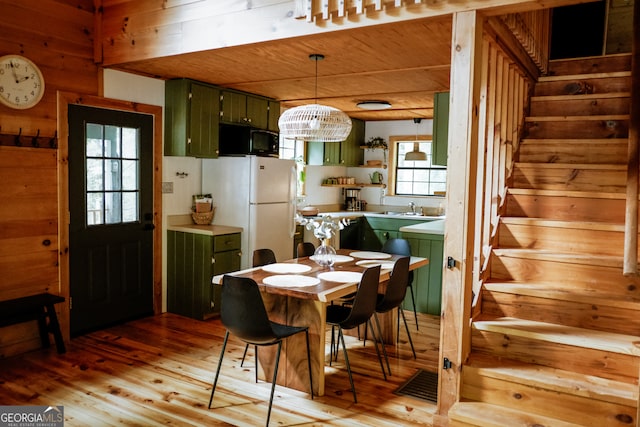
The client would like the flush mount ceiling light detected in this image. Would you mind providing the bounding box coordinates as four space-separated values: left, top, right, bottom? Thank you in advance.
405 118 427 161
278 54 352 142
356 100 392 110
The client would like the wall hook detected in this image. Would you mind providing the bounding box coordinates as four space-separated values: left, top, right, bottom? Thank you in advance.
49 131 57 149
14 128 22 146
31 129 40 147
176 172 189 178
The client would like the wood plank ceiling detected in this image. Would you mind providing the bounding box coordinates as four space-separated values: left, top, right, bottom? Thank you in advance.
111 16 452 121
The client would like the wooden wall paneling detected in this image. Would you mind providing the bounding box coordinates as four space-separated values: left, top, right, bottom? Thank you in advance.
437 10 483 423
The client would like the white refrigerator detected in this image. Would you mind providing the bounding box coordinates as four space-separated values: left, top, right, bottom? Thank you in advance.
201 156 297 269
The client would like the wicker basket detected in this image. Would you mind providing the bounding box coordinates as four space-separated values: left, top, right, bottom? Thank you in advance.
191 208 215 225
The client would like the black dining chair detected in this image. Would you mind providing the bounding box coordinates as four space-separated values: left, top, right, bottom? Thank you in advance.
240 248 279 367
253 248 277 267
372 256 416 377
326 265 386 403
296 242 316 258
208 275 313 426
381 238 419 330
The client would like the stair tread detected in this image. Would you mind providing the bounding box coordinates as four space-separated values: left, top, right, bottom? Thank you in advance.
531 92 630 102
525 114 629 121
507 188 627 199
538 70 631 82
449 401 584 427
473 316 640 356
466 353 638 406
483 281 640 310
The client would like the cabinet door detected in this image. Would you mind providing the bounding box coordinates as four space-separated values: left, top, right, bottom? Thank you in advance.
324 141 341 165
305 141 341 165
402 233 444 315
164 79 191 156
189 83 220 158
220 90 247 124
247 96 269 129
340 118 365 166
268 100 281 132
432 91 449 166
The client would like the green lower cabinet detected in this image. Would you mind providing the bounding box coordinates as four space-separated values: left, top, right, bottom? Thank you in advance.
401 231 444 315
167 231 241 320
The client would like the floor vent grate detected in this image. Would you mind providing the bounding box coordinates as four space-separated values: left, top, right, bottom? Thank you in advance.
393 369 438 403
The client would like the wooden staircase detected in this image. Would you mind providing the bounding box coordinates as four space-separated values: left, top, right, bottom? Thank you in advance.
449 54 640 426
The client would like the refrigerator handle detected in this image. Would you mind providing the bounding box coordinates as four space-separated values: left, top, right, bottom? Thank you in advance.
289 165 297 238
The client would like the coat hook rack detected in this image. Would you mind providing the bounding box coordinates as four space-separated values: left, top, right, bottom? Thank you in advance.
14 128 22 146
49 131 57 149
176 172 189 178
31 129 40 148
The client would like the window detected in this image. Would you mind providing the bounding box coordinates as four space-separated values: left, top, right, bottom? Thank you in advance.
85 123 140 226
391 138 447 196
279 137 306 195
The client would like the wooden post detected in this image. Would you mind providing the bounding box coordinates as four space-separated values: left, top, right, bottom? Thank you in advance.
435 10 483 424
624 0 640 277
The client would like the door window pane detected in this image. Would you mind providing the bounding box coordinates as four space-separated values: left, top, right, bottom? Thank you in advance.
85 123 140 226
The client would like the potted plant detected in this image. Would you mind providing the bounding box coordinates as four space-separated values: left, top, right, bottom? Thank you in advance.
365 136 388 162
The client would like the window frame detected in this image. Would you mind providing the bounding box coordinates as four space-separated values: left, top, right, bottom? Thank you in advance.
387 134 446 197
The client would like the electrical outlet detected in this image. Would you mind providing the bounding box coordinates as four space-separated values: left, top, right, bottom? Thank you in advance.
162 182 174 194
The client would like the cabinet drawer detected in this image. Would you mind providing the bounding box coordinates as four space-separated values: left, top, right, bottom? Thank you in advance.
213 233 241 251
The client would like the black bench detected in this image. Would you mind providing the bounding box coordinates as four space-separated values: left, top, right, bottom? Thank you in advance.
0 293 66 354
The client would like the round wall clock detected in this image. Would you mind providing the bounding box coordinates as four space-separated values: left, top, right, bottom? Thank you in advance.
0 54 45 109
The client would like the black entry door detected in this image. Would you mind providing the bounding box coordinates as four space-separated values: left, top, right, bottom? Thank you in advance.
68 104 154 336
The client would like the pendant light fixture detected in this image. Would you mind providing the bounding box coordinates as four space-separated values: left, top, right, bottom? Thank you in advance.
405 118 427 161
278 54 352 142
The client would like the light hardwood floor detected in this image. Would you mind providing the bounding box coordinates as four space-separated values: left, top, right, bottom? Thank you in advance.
0 311 441 426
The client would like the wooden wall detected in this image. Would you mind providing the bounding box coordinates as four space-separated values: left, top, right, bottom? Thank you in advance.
0 0 98 357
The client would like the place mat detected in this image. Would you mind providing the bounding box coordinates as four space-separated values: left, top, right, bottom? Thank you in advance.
261 263 312 274
349 251 392 260
356 260 396 270
262 275 320 288
310 254 354 263
317 271 363 283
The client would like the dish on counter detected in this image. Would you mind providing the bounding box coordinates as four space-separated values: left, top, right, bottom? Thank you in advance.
262 275 320 288
309 254 354 263
349 251 392 260
355 260 396 270
261 263 312 274
317 271 363 283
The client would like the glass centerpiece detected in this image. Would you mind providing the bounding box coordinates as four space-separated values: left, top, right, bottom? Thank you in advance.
297 214 349 267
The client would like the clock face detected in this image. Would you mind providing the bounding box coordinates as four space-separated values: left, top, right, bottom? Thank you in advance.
0 54 45 109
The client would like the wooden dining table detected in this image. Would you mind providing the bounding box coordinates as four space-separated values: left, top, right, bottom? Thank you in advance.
211 249 428 396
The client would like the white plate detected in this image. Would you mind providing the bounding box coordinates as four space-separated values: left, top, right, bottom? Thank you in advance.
309 254 354 263
261 263 312 274
262 275 320 288
349 251 392 260
317 271 363 283
356 260 396 270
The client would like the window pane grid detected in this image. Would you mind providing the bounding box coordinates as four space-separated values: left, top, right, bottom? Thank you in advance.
86 124 140 226
395 141 446 196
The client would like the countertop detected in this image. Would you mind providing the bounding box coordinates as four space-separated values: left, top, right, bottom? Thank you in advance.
398 219 445 235
302 211 446 221
167 214 243 236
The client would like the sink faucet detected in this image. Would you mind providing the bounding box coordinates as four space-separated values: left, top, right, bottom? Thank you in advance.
408 201 416 214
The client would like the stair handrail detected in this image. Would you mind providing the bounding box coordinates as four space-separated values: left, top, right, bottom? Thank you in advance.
623 0 639 277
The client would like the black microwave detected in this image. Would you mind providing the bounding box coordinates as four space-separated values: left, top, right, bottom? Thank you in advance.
218 124 279 157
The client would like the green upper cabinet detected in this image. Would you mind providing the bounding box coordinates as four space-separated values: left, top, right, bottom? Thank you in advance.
267 100 281 132
305 118 365 166
432 91 449 166
165 79 220 158
220 90 270 130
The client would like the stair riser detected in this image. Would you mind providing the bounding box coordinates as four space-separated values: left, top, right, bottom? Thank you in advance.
498 222 629 256
491 255 640 293
471 330 638 384
513 165 626 192
505 193 627 223
529 97 630 117
548 56 631 75
524 119 628 139
482 291 640 336
519 141 628 164
534 76 630 97
461 370 636 426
